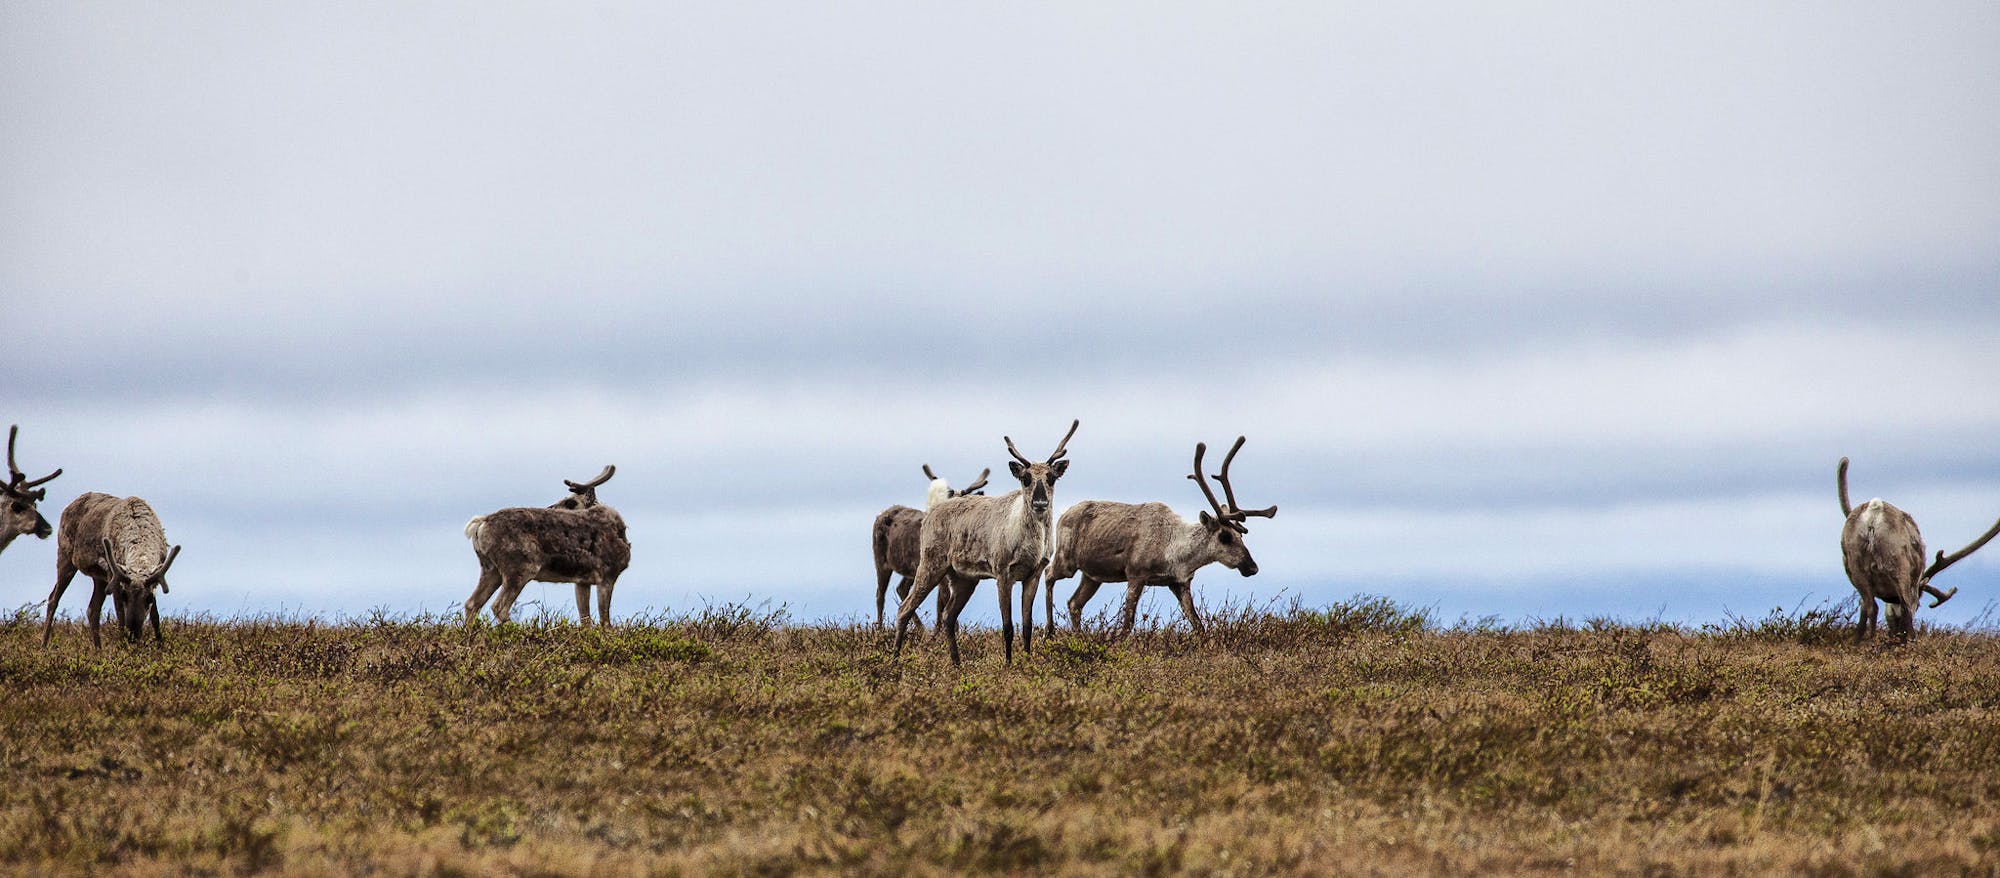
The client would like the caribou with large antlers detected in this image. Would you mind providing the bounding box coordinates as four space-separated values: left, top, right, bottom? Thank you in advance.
872 464 988 629
1837 457 2000 641
893 420 1078 665
1 425 63 556
464 465 630 626
43 493 181 647
1046 436 1276 637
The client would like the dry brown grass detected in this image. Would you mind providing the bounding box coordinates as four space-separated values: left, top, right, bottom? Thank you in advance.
3 597 2000 876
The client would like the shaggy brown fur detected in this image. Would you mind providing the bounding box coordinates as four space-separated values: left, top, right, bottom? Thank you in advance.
872 506 932 628
871 466 987 629
43 493 180 647
464 466 630 626
894 421 1077 666
0 425 62 556
1838 457 2000 641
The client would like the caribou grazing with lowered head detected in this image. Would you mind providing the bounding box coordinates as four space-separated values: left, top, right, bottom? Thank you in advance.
42 493 181 647
872 464 989 629
1047 436 1276 638
1838 457 2000 641
1 425 63 556
894 420 1078 665
464 465 630 627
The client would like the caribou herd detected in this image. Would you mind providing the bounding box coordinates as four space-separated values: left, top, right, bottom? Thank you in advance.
5 420 2000 659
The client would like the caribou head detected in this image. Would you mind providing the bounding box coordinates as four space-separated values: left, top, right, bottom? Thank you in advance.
1 425 62 548
549 465 617 511
1004 419 1079 515
103 539 179 642
1187 436 1278 577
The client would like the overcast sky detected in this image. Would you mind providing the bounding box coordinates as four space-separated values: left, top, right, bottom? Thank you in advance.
3 2 1996 629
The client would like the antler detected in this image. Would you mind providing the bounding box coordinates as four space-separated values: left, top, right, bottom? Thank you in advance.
151 545 182 586
959 468 990 495
1007 418 1081 466
1212 436 1277 520
6 425 61 491
1187 442 1245 532
1925 515 2000 581
1046 419 1079 462
564 465 616 492
1837 457 1853 518
922 464 942 481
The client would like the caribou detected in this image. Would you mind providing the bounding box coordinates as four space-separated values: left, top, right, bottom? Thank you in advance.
1046 436 1276 637
1838 457 2000 641
872 464 988 629
893 420 1078 666
43 493 181 647
464 465 630 626
1 425 63 556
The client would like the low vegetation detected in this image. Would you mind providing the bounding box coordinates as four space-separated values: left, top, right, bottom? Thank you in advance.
4 596 2000 875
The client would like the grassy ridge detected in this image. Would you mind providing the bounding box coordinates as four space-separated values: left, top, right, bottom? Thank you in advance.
2 599 1999 875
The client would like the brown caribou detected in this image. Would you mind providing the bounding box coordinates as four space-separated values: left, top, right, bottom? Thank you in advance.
893 420 1078 665
1046 436 1276 637
1838 457 2000 640
464 465 630 626
43 493 181 647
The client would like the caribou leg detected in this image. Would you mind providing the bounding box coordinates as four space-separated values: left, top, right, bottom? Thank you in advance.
893 563 948 655
942 575 979 667
41 560 80 646
147 593 164 644
596 576 617 627
1115 582 1144 639
875 565 894 629
996 576 1016 664
1067 576 1103 633
464 566 504 624
86 578 109 649
491 575 529 624
1020 576 1037 656
1170 581 1206 636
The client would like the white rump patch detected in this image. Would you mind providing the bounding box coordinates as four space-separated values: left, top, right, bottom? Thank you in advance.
464 516 485 540
925 479 952 510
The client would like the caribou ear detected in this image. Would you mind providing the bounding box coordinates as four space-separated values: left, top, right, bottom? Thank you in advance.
1048 459 1070 480
1008 460 1030 482
1199 510 1217 529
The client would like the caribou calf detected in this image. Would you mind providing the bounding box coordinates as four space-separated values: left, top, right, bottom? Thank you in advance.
872 464 988 629
1 425 63 556
1047 436 1276 637
43 493 181 647
1838 457 2000 641
464 466 630 626
894 420 1078 665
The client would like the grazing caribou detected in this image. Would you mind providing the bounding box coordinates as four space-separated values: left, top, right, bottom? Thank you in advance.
43 493 181 647
894 420 1078 666
1 425 62 556
872 464 988 629
1047 436 1276 637
464 465 630 626
1838 457 2000 641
